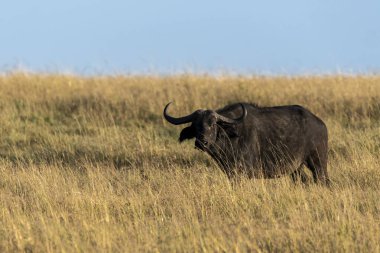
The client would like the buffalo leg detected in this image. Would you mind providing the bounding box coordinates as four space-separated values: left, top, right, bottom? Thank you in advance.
290 165 310 184
305 149 330 185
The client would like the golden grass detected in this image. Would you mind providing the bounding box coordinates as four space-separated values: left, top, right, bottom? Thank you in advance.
0 73 379 252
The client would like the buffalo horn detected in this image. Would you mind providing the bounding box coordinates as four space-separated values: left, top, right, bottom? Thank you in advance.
163 102 200 125
216 103 247 124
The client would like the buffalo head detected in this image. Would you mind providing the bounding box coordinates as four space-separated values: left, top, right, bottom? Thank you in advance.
163 102 247 151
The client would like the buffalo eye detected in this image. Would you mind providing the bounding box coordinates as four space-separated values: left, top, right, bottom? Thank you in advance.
207 118 216 126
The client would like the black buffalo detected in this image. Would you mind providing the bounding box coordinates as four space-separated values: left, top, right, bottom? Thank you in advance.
164 102 329 185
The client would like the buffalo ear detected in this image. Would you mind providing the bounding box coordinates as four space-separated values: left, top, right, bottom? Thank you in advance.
219 123 239 138
179 126 196 142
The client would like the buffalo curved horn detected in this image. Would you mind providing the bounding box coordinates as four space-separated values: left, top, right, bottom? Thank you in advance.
163 102 201 125
216 103 247 124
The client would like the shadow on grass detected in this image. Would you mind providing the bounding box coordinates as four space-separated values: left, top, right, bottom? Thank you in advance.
0 147 214 170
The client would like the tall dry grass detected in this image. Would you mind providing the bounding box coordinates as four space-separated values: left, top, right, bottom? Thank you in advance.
0 73 379 252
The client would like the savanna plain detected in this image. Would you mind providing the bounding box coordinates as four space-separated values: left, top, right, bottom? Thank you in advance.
0 73 379 252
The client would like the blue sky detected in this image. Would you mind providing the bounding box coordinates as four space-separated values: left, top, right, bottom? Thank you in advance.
1 0 380 75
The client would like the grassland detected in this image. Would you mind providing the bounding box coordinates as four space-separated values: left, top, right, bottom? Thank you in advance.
0 73 379 252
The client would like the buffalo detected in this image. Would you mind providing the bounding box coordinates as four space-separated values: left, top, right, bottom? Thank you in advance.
163 102 330 185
